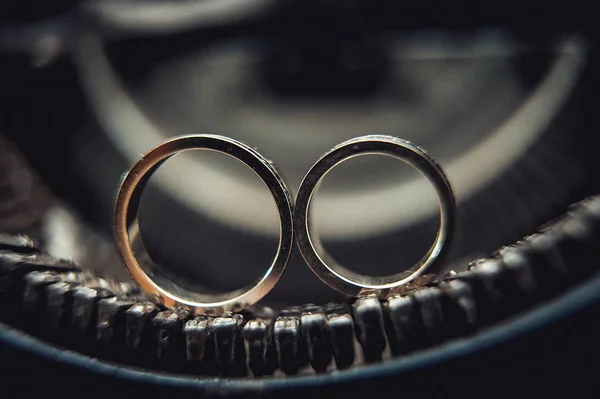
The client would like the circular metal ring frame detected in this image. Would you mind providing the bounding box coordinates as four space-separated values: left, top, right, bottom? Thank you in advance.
295 135 456 298
114 134 294 314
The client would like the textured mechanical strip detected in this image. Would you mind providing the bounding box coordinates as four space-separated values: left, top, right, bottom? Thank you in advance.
383 295 419 356
1 195 600 376
273 309 303 375
153 309 190 372
211 314 247 376
242 317 278 376
324 302 355 370
411 286 446 346
438 279 477 338
300 304 332 373
353 297 387 363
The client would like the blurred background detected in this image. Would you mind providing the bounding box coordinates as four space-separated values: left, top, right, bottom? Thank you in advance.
0 0 597 307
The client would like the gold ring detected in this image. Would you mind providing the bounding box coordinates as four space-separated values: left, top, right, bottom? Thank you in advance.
114 134 294 315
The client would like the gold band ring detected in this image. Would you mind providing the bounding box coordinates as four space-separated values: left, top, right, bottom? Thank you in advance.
114 135 294 314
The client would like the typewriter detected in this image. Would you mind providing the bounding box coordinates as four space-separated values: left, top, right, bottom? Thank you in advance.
0 0 598 396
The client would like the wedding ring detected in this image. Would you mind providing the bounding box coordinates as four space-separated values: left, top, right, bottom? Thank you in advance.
114 135 294 314
295 135 456 298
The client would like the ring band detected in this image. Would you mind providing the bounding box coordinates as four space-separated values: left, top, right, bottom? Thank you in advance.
114 135 294 314
295 135 456 298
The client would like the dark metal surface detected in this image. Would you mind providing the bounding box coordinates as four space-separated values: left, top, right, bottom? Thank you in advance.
1 194 600 380
273 311 303 375
300 304 331 372
3 224 600 397
383 295 419 356
353 297 387 363
438 280 477 338
324 302 355 370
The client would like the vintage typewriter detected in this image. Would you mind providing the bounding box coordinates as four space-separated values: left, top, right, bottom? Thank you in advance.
0 0 598 396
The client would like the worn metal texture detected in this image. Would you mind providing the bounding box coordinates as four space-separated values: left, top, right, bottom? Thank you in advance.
1 195 600 377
